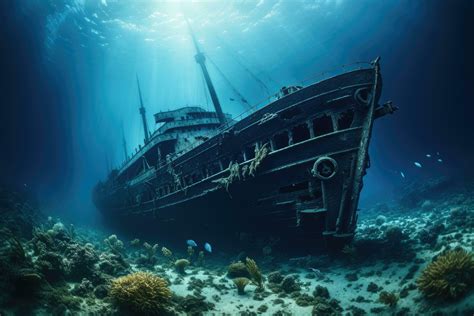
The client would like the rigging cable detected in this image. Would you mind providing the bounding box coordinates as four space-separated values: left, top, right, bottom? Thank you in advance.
206 55 252 110
214 34 279 95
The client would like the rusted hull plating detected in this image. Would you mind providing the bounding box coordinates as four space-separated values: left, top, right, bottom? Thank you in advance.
93 60 395 248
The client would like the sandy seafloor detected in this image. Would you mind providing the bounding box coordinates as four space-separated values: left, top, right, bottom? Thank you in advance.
0 177 473 315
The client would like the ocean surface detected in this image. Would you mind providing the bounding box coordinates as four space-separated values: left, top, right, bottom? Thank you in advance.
0 0 473 315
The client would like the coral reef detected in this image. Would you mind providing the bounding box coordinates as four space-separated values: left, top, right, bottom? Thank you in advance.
109 271 172 314
103 234 124 255
246 257 264 289
233 277 251 295
175 258 190 275
227 261 251 278
417 248 474 300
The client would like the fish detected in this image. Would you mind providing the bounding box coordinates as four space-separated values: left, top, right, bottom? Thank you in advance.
204 242 212 253
438 158 443 163
414 162 422 168
426 154 431 158
186 240 197 247
400 171 405 178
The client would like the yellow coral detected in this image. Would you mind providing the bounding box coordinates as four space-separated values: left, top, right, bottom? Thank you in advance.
233 277 251 295
246 257 264 289
109 272 171 314
227 261 250 278
417 249 474 300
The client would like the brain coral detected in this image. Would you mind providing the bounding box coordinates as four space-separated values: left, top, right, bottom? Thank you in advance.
417 248 474 300
110 271 172 314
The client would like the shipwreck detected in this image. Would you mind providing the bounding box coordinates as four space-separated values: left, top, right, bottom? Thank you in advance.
93 31 397 249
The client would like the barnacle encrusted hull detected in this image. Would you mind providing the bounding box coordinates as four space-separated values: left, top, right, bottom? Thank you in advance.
93 60 396 249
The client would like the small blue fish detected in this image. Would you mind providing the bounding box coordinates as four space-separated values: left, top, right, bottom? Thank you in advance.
437 158 443 163
414 162 422 168
400 171 405 178
426 154 431 158
204 242 212 253
187 240 197 247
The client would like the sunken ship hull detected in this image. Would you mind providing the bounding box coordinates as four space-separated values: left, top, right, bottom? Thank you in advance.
93 60 395 249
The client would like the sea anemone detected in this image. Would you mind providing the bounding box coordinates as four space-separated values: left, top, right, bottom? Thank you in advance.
109 271 171 315
175 259 190 275
417 248 474 300
233 277 251 295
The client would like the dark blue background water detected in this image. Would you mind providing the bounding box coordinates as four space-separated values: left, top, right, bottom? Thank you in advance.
1 0 473 225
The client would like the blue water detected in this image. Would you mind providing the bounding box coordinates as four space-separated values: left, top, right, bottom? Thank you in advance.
0 1 473 315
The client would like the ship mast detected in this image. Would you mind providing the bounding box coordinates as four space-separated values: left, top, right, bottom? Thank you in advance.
121 121 128 161
187 21 226 125
136 75 150 143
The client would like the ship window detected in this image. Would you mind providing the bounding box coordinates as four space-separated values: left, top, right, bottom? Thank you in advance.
292 123 310 143
202 167 209 179
208 162 220 175
313 115 334 136
244 144 256 161
274 131 289 150
337 110 354 130
280 106 302 120
184 175 192 186
221 157 230 169
192 173 200 183
234 152 244 163
279 181 308 194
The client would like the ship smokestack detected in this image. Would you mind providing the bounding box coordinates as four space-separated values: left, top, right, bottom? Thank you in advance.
136 75 150 143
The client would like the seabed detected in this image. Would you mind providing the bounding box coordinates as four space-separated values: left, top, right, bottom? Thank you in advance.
0 177 473 315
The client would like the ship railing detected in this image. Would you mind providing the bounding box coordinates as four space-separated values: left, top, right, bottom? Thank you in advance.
213 61 374 135
112 61 375 184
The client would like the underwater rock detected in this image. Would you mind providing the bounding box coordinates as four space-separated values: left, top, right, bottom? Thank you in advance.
417 248 474 300
375 215 387 226
378 291 398 307
110 271 172 314
267 271 284 284
71 278 94 297
227 261 251 278
280 275 300 293
64 242 99 280
366 282 380 293
311 297 342 316
313 285 330 299
35 251 66 282
175 294 215 314
98 252 129 276
295 293 314 306
93 284 108 299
